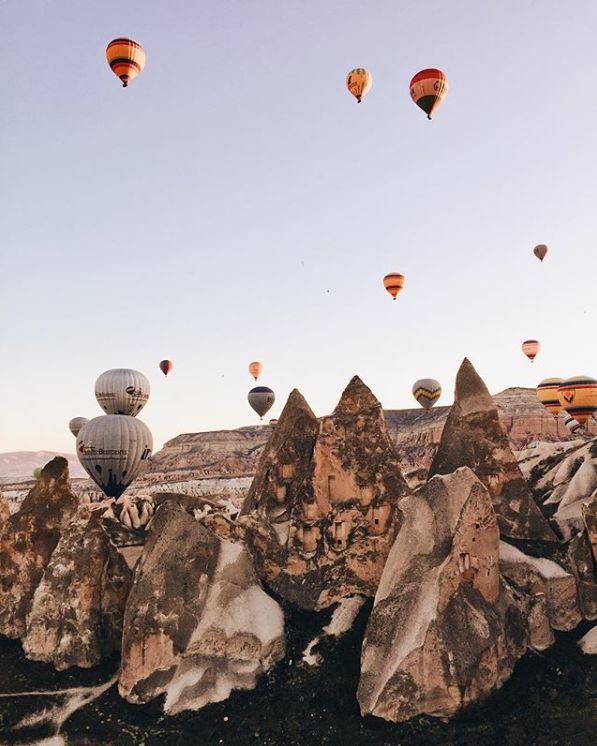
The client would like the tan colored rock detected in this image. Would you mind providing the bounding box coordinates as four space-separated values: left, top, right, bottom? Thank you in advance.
568 523 597 620
582 499 597 563
358 468 528 723
0 490 9 535
499 541 581 632
23 505 132 670
241 378 410 610
429 358 556 542
0 457 79 638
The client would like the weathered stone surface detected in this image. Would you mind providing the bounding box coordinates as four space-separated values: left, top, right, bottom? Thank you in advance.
0 457 78 638
358 468 528 723
0 490 9 534
583 499 597 564
499 541 581 632
429 358 556 542
119 501 284 711
23 505 132 670
568 522 597 620
241 378 410 610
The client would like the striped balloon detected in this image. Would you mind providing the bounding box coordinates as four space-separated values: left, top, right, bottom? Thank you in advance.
563 414 582 434
409 69 448 119
557 376 597 426
77 415 153 498
536 378 563 416
412 379 442 409
346 68 373 103
95 369 150 416
522 339 540 362
383 273 405 300
106 38 146 87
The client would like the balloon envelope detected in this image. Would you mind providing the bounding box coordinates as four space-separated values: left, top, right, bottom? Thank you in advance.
533 244 548 262
346 68 372 103
106 38 146 87
557 376 597 425
159 360 173 376
248 386 275 419
69 417 89 437
248 361 263 380
383 273 405 300
522 340 540 362
563 414 582 434
412 379 442 409
95 369 150 416
536 378 563 416
410 69 448 119
76 415 153 498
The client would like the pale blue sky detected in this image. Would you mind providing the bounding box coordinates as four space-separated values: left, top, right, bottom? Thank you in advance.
1 0 596 453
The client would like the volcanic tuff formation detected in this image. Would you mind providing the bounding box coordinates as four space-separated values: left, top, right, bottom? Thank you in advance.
241 378 410 610
429 358 556 542
0 457 79 638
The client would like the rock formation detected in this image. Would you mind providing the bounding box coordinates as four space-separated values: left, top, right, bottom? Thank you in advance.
23 505 132 670
0 457 79 637
241 378 410 610
429 358 556 542
568 500 597 620
0 490 9 534
119 501 284 711
358 468 528 722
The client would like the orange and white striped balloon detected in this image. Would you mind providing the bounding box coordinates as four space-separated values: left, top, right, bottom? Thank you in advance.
383 273 405 300
522 339 540 362
106 38 146 87
557 376 597 426
409 69 448 119
346 68 372 103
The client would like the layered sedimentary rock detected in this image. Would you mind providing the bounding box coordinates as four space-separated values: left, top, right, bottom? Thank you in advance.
23 505 132 670
241 378 410 610
0 457 79 637
429 358 556 542
119 502 284 711
358 468 528 722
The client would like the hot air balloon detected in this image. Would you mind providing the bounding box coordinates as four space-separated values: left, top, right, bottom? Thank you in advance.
536 378 563 416
409 69 448 119
563 414 582 434
248 361 263 381
533 244 548 262
346 68 372 103
69 417 89 437
412 379 442 409
522 340 540 362
383 273 405 300
33 466 42 479
248 386 275 419
106 38 146 87
159 360 173 377
557 376 597 426
76 415 153 498
95 369 150 416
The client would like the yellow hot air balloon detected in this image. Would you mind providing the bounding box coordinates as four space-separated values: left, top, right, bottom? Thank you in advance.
522 339 540 362
410 69 448 119
557 376 597 426
533 244 548 262
383 273 405 300
346 68 372 103
248 361 263 381
536 378 563 416
106 38 146 87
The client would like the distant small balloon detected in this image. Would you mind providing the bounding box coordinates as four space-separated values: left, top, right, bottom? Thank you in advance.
533 244 548 262
159 360 173 377
346 68 372 103
248 386 275 419
522 340 540 362
106 38 146 87
248 361 263 381
383 273 405 300
412 379 442 409
69 417 89 437
410 68 448 119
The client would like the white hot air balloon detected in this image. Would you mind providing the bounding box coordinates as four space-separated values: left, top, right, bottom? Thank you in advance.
248 386 275 419
412 379 442 409
95 369 150 416
563 414 582 435
69 417 89 437
76 415 153 498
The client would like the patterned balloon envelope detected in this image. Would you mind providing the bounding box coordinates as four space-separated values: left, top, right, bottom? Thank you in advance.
106 38 146 87
346 68 373 103
248 386 275 419
558 376 597 425
95 369 150 416
409 69 448 119
383 273 405 300
536 378 564 416
412 379 442 409
522 339 540 362
563 414 582 434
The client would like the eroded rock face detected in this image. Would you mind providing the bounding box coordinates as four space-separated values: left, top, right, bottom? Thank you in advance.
0 457 79 638
23 505 132 670
429 358 556 542
241 378 410 610
119 501 284 711
0 491 9 534
568 501 597 620
358 468 528 723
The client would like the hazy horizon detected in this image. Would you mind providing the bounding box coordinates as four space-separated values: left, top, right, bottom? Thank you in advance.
2 0 596 453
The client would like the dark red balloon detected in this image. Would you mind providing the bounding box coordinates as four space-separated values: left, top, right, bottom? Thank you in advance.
159 360 173 376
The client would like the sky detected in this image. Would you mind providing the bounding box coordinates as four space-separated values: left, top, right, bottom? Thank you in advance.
1 0 596 453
